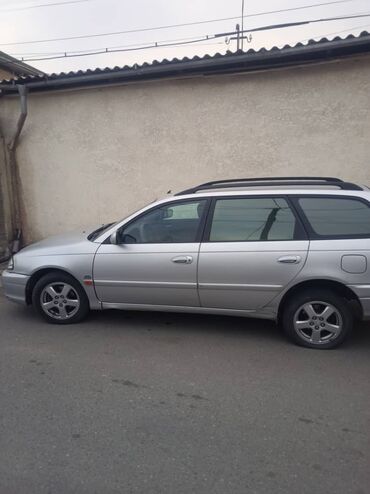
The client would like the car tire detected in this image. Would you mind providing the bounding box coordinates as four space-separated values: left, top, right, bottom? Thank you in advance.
282 289 353 349
32 272 90 324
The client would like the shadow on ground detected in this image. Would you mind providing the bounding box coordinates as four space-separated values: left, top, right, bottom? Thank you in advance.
9 297 370 350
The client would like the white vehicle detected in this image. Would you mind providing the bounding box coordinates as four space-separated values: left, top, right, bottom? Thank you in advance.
3 177 370 349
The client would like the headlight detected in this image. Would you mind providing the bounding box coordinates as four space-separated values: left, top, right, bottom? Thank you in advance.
7 256 14 271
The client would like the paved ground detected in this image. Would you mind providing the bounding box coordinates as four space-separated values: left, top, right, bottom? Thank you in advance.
0 289 369 494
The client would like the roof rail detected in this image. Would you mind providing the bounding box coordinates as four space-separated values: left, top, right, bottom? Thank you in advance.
175 177 362 195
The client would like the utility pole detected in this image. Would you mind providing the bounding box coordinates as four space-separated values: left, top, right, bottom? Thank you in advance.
235 23 240 50
241 0 245 50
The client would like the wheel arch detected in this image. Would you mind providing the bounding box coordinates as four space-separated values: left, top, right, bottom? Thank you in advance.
277 279 363 323
26 267 87 305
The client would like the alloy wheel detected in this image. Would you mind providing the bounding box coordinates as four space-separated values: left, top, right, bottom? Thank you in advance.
293 301 343 345
40 282 80 320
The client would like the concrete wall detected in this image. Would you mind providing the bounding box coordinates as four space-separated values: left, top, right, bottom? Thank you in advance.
0 55 370 243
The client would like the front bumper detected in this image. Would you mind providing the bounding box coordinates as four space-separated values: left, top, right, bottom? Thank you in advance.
1 270 29 305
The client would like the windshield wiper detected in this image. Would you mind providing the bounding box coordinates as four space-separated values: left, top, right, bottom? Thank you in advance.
88 223 115 241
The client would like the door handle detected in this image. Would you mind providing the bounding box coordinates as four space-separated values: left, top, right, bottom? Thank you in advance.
171 255 193 264
277 255 301 264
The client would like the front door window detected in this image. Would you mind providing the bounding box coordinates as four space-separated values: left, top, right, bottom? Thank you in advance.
120 200 207 244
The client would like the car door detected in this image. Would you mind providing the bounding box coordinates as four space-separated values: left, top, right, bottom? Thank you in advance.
93 198 209 307
198 196 309 310
292 194 370 287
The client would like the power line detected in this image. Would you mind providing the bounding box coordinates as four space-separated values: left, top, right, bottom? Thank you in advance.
14 12 370 62
299 21 370 41
17 36 222 61
0 0 95 12
0 0 359 47
11 11 370 60
244 0 358 17
12 34 216 57
219 11 370 37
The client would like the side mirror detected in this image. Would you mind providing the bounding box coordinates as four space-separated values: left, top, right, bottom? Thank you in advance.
110 231 118 245
110 231 136 244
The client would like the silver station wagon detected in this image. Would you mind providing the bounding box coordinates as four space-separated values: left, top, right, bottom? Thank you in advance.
3 176 370 349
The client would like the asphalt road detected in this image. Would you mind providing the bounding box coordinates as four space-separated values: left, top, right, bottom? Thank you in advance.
0 289 369 494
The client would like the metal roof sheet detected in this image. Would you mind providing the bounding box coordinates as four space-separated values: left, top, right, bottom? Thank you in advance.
0 51 45 78
1 31 369 94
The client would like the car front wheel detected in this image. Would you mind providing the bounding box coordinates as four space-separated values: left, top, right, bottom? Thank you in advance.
282 289 353 349
32 272 90 324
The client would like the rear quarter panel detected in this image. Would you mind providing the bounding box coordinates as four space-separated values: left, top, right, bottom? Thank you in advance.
266 238 370 316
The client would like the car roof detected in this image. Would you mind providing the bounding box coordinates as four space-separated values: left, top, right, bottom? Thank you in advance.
165 187 369 202
95 181 370 242
173 177 367 197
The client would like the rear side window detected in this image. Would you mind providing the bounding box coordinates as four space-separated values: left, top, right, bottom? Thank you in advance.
209 197 297 242
298 197 370 237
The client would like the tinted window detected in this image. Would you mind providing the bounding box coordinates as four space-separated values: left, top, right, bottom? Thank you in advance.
209 198 297 242
299 197 370 237
120 200 206 243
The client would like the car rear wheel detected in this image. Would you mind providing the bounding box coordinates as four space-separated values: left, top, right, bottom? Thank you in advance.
282 289 353 349
32 272 90 324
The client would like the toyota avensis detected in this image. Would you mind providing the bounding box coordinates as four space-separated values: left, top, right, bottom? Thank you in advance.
3 176 370 349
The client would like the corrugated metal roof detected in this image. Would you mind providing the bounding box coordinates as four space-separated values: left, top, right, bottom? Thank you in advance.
1 31 369 93
0 51 45 77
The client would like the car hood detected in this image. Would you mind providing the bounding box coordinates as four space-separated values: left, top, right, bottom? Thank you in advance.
18 225 101 257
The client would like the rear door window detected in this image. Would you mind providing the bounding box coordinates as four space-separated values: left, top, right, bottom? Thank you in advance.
298 197 370 237
208 197 299 242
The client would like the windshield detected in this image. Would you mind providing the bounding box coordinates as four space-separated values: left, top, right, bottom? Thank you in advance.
87 200 163 242
88 222 116 241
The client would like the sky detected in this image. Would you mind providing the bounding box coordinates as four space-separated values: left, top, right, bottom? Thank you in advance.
0 0 369 74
